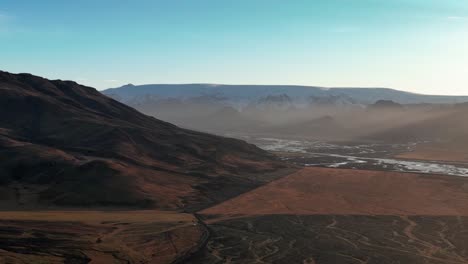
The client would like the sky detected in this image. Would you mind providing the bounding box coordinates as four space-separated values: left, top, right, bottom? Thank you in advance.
1 0 468 95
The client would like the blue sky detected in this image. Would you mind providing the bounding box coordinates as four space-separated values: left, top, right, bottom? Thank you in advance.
1 0 468 94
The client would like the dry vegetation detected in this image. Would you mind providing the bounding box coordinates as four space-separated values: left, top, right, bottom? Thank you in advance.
201 167 468 217
191 167 468 264
0 211 205 264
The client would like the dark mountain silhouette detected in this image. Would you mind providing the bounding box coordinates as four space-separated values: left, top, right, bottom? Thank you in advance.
0 71 285 209
368 100 404 110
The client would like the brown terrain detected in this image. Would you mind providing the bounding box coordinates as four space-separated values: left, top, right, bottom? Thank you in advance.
191 168 468 264
201 167 468 216
0 211 204 264
188 215 468 264
396 144 468 163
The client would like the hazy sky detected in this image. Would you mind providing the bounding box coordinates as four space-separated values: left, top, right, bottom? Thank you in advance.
1 0 468 95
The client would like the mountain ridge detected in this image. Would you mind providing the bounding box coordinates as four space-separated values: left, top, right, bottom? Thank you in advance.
104 83 468 106
0 70 286 210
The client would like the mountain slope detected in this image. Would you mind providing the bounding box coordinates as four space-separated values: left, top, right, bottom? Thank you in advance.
363 104 468 163
367 104 468 144
0 71 285 209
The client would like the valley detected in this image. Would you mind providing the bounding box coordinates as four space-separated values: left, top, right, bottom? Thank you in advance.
7 133 468 263
2 71 468 264
188 137 468 264
243 136 468 176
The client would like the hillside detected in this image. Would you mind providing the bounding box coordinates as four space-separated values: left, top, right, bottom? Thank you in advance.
367 104 468 144
364 104 468 162
0 71 286 210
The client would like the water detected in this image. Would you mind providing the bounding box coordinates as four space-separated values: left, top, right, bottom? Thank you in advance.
248 137 468 177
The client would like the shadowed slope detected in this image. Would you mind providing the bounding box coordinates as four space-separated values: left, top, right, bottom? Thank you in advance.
0 71 285 209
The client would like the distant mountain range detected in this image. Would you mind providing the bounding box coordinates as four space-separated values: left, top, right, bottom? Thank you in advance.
103 84 468 108
101 84 468 139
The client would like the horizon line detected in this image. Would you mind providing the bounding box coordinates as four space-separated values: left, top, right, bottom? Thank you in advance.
104 83 467 97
